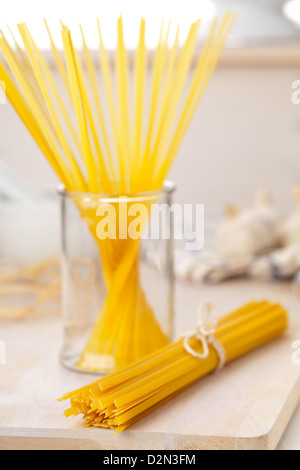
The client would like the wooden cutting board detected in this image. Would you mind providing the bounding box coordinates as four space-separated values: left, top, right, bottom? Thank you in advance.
1 280 300 450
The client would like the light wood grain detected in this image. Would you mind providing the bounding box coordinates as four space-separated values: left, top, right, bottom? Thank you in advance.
1 280 300 450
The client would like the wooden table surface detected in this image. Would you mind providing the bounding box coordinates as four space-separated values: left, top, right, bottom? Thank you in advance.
1 280 300 450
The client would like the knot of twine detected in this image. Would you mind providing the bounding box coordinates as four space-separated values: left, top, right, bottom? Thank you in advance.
183 302 226 370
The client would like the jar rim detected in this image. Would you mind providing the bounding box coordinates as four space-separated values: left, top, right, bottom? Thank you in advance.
58 180 176 201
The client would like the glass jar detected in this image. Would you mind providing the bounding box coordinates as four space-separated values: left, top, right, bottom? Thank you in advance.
59 181 175 374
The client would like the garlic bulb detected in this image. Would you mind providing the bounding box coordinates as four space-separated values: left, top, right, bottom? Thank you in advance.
279 186 300 246
249 242 300 280
215 191 281 261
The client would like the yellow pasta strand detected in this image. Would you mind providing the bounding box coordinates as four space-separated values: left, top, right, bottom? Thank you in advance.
132 18 146 178
79 25 117 183
0 63 71 187
0 34 75 188
61 26 99 192
17 23 86 192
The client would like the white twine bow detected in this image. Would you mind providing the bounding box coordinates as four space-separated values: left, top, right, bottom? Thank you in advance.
183 302 226 370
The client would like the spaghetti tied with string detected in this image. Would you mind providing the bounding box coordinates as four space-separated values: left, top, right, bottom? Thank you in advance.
59 300 288 433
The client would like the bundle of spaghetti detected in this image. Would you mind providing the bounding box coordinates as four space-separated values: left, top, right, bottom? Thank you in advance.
59 300 288 432
0 13 236 371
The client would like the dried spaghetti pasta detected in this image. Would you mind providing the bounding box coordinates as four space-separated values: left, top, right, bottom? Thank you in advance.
0 14 236 372
59 300 288 432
